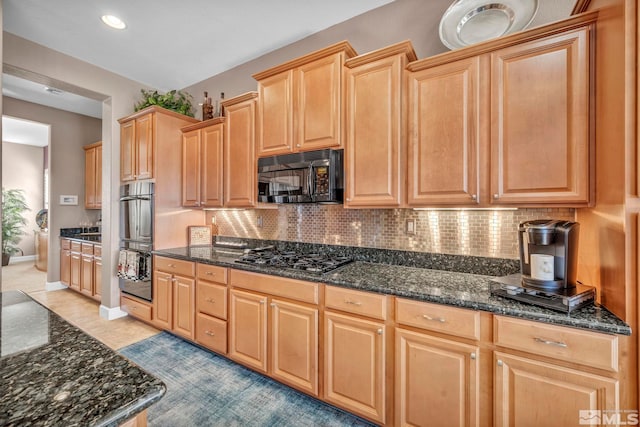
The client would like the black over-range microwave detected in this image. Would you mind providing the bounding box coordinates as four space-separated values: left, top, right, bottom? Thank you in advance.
257 149 344 204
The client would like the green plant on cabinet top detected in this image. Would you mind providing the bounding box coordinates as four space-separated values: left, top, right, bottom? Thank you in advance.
134 89 195 118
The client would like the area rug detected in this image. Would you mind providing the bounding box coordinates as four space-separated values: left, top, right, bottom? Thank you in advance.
119 332 376 427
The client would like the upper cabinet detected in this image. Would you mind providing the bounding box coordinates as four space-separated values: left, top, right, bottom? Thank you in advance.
406 14 595 207
119 106 198 183
83 141 102 209
253 41 357 157
344 41 417 208
181 118 225 208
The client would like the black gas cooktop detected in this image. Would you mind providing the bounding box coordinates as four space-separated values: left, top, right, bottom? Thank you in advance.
235 246 353 274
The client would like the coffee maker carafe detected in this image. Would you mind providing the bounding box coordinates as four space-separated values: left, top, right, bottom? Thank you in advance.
518 219 579 290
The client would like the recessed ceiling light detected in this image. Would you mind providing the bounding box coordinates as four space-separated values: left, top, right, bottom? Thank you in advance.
101 15 126 30
44 86 64 95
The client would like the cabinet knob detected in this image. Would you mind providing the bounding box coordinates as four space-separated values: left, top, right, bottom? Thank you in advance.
171 278 177 283
497 359 503 367
493 194 499 199
471 194 477 200
470 352 476 360
270 303 276 308
296 144 301 148
377 328 383 335
260 300 265 305
346 198 351 202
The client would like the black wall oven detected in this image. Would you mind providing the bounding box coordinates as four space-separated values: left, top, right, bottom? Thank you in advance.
119 182 153 302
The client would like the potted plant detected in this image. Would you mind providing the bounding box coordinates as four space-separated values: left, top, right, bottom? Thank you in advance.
2 188 29 266
134 89 195 117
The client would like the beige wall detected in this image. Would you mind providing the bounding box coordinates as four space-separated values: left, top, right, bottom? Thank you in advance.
1 141 44 257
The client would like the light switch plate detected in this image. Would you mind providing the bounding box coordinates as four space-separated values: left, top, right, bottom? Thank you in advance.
406 219 416 235
257 216 263 228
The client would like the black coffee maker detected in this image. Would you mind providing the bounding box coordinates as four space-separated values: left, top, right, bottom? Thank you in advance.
518 219 579 290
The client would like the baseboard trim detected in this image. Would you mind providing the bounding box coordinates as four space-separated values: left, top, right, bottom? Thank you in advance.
100 305 128 320
45 281 67 291
9 255 36 264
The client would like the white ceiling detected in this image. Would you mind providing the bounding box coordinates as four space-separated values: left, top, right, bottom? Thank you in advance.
2 116 49 147
1 0 577 143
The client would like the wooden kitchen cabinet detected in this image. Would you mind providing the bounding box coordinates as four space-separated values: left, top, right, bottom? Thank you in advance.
83 141 102 209
93 245 102 301
153 256 196 339
228 288 268 372
60 238 71 285
70 247 81 291
195 263 229 354
344 41 416 208
407 56 484 206
181 119 224 208
221 92 258 208
253 41 356 156
80 253 94 297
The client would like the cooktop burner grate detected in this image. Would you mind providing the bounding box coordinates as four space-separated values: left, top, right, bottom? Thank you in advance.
235 247 353 274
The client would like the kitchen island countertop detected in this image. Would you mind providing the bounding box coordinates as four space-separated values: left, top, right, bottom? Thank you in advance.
0 291 165 426
153 245 631 336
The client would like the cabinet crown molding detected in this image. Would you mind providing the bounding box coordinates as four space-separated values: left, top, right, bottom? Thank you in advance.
406 10 598 72
83 141 102 150
252 40 357 81
220 91 259 107
345 40 417 68
181 117 225 133
117 105 199 124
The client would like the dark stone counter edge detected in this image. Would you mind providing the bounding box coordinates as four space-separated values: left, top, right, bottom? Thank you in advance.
95 386 165 427
59 235 102 244
153 249 632 336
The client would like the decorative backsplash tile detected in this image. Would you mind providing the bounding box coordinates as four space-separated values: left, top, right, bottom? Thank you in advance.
206 206 575 259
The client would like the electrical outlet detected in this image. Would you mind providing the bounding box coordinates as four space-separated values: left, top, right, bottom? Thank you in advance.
257 215 263 228
406 219 416 235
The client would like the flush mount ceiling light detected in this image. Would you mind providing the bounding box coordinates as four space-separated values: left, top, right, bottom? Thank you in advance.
44 86 64 95
101 14 126 30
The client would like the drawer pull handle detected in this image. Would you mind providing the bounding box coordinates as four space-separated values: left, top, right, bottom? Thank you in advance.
422 314 446 323
168 264 175 268
205 298 215 303
205 271 215 276
533 337 567 348
344 300 362 306
205 330 215 336
130 306 137 310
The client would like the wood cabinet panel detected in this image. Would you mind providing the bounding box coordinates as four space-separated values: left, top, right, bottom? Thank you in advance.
196 313 227 354
120 120 136 182
155 256 195 277
223 94 257 208
153 271 172 330
196 263 228 284
396 298 480 340
135 113 154 180
490 27 591 205
201 124 224 207
80 254 94 296
407 56 483 206
181 129 201 207
494 352 619 427
396 328 479 427
94 257 102 300
230 269 319 304
60 248 71 285
228 289 268 373
121 295 152 322
196 281 227 319
70 252 81 291
84 145 97 208
325 286 387 320
324 311 385 423
172 275 195 340
270 298 319 396
257 70 294 155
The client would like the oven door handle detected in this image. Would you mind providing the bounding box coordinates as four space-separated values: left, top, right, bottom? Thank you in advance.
307 164 315 201
119 196 151 201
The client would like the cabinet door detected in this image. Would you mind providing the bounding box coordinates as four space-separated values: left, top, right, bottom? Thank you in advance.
120 120 136 182
407 56 482 206
224 96 257 208
201 124 224 207
60 249 71 285
172 275 195 340
345 53 404 208
257 70 294 156
182 129 201 207
153 271 172 330
196 313 227 354
396 328 479 427
324 311 385 424
84 147 97 208
270 299 319 396
80 254 94 296
136 114 154 180
296 53 342 151
228 289 267 373
494 352 618 427
70 252 81 291
93 257 102 300
95 144 102 208
197 280 227 319
491 28 591 205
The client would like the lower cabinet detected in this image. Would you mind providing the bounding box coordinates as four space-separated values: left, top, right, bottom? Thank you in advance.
153 256 196 340
60 238 101 301
493 352 619 427
60 248 71 285
93 247 102 300
324 310 386 424
80 254 94 297
70 250 81 291
395 328 479 427
228 289 268 372
121 294 153 322
195 264 229 354
195 313 227 354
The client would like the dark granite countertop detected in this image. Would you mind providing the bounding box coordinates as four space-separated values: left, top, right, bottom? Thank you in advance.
0 291 165 426
154 243 631 336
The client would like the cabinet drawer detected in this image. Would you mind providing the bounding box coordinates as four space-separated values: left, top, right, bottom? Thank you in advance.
325 286 388 320
121 295 152 322
396 298 480 340
61 239 71 250
94 245 102 258
230 269 319 305
494 316 618 372
197 263 228 284
196 313 227 354
197 281 227 319
81 243 94 255
155 256 195 277
71 241 82 252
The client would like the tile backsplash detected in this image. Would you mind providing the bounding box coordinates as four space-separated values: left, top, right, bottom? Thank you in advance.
206 206 575 259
